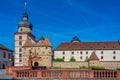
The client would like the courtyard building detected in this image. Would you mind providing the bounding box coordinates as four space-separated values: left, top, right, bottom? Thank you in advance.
0 43 12 69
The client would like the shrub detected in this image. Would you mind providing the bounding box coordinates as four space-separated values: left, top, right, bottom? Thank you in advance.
117 68 120 70
84 58 89 62
80 66 88 69
70 57 76 62
89 66 105 70
54 58 64 62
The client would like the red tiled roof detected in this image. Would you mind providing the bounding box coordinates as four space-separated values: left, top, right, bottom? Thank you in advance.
89 51 99 61
23 37 52 47
0 44 12 52
54 42 120 51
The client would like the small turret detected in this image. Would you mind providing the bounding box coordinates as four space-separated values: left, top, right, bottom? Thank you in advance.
71 36 81 43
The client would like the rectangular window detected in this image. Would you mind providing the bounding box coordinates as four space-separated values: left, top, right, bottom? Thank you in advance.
19 54 22 57
101 56 103 59
8 53 11 59
80 51 82 55
19 41 22 45
86 56 88 59
19 36 22 40
19 59 22 62
3 52 6 58
63 56 65 60
72 51 74 55
86 51 88 55
101 51 103 54
113 56 116 59
80 56 82 59
113 51 116 54
63 51 65 55
19 48 22 52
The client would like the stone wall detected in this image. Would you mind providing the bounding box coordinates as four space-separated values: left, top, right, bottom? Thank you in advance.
100 61 120 69
53 62 88 68
53 61 120 70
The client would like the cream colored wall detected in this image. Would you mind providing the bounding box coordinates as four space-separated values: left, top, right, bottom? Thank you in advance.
53 62 88 68
88 60 100 66
53 61 120 70
19 27 31 33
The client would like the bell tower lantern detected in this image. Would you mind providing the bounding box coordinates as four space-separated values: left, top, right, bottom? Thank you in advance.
18 2 32 33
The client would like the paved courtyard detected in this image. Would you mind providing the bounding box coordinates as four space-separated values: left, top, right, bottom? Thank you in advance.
0 69 12 79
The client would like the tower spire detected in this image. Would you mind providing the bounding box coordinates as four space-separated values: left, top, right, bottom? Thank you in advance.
24 1 27 13
23 0 28 20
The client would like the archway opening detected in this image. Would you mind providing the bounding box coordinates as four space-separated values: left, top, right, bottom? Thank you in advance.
2 64 5 69
34 62 39 67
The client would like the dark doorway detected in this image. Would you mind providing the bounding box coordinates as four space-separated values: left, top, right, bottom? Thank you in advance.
34 62 39 67
2 64 5 69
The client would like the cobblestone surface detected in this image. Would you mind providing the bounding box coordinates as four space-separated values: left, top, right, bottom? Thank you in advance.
0 69 12 80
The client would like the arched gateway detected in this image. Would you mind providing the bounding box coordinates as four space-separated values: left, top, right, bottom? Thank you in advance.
34 62 39 67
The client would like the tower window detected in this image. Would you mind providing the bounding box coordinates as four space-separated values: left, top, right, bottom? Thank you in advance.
19 59 22 62
19 41 22 45
19 48 22 52
19 54 22 57
19 36 22 40
20 28 23 32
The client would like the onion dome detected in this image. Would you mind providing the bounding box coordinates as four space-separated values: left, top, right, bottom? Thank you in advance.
18 2 32 30
18 12 32 30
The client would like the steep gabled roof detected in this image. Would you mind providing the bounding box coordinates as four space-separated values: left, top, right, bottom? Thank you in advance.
43 37 52 47
89 51 99 61
54 42 120 51
23 36 52 47
24 37 32 46
0 44 12 52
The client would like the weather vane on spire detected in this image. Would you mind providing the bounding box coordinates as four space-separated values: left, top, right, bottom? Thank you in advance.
24 0 27 12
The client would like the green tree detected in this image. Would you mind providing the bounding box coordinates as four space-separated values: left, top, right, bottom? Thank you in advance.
70 57 76 62
116 68 120 70
54 58 64 62
89 66 105 70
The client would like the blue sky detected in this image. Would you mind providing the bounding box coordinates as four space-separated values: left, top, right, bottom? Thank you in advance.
0 0 120 50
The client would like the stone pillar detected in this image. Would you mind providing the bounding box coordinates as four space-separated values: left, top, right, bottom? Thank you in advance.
62 71 68 78
12 71 17 79
37 71 42 78
89 70 94 78
117 71 120 79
